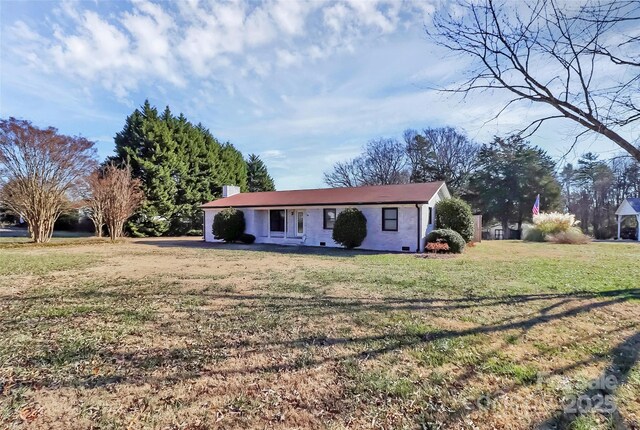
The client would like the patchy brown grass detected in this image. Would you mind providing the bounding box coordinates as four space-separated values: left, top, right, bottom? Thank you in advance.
0 238 638 429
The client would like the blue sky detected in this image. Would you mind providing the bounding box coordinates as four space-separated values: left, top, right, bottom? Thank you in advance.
0 0 629 190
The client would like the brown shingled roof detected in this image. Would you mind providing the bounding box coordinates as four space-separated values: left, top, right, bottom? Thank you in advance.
201 182 447 208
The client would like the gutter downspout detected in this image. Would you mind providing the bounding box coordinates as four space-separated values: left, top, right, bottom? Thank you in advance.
415 204 421 253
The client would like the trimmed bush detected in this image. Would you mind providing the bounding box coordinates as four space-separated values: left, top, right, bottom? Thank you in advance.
239 233 256 244
333 208 367 249
435 198 474 243
212 207 245 242
548 227 590 244
426 228 466 254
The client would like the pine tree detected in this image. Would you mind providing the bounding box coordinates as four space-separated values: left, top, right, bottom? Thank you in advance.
114 101 179 236
246 154 275 192
219 143 248 192
113 101 250 236
470 135 561 239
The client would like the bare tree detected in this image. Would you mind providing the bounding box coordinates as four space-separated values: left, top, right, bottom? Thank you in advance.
323 159 363 188
101 164 144 241
324 138 409 187
404 127 479 194
83 171 107 237
0 118 96 243
428 0 640 160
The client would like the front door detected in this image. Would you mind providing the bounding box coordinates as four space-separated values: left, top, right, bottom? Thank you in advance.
296 210 304 237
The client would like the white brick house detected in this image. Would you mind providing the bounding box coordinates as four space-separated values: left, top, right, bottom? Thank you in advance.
201 182 450 252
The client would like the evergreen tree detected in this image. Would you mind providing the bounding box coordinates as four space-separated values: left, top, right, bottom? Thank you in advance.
470 135 561 238
219 143 248 192
113 100 249 236
114 101 178 236
246 153 275 192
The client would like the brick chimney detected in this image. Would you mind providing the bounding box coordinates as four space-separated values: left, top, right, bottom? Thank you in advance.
222 185 241 198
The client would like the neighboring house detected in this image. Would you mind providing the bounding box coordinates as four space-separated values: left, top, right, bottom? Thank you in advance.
201 182 450 252
483 222 533 240
615 198 640 241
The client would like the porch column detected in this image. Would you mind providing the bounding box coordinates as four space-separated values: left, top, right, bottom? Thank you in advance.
637 215 640 241
617 215 621 240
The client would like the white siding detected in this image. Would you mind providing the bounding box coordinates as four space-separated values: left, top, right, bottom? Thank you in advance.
203 184 450 252
205 205 421 252
203 209 220 242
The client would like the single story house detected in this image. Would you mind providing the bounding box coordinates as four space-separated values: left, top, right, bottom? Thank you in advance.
615 198 640 241
201 182 450 252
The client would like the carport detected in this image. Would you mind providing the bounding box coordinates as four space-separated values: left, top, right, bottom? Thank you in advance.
616 198 640 241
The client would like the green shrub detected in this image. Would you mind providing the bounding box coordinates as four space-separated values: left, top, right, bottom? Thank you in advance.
426 228 466 253
239 233 256 244
333 208 367 249
212 208 245 242
548 227 590 244
435 198 474 243
523 227 546 242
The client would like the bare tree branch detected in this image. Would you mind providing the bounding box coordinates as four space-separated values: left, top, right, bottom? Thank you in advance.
427 0 640 161
0 118 96 243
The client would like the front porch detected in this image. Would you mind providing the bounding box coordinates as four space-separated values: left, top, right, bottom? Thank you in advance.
254 208 308 243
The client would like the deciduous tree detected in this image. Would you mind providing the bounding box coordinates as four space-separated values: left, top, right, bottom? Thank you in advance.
0 118 96 243
101 164 144 241
83 171 107 237
429 0 640 160
324 138 409 187
404 127 479 195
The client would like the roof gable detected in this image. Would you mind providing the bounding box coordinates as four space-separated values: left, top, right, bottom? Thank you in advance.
616 198 640 215
629 198 640 212
201 182 447 208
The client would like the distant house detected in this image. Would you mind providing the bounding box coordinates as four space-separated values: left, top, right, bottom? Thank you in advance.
483 222 533 240
615 198 640 241
201 182 450 252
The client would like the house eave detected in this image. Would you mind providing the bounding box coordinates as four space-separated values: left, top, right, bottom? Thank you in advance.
200 201 432 209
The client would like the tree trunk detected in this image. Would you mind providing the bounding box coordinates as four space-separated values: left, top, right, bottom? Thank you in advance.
502 219 510 240
108 220 124 241
91 217 103 238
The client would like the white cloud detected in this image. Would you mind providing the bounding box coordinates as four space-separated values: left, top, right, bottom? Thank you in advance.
276 49 300 68
5 0 634 190
9 0 437 98
262 149 285 159
245 6 277 46
268 0 311 35
345 0 399 33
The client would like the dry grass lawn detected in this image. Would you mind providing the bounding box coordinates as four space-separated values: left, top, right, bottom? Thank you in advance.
0 238 638 430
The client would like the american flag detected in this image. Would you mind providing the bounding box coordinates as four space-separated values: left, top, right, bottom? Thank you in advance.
532 194 540 215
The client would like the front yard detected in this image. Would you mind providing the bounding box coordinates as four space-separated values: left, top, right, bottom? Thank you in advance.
0 238 638 429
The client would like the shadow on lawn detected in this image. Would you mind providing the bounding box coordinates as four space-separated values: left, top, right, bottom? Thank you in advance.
4 287 639 428
131 238 399 257
536 331 640 430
